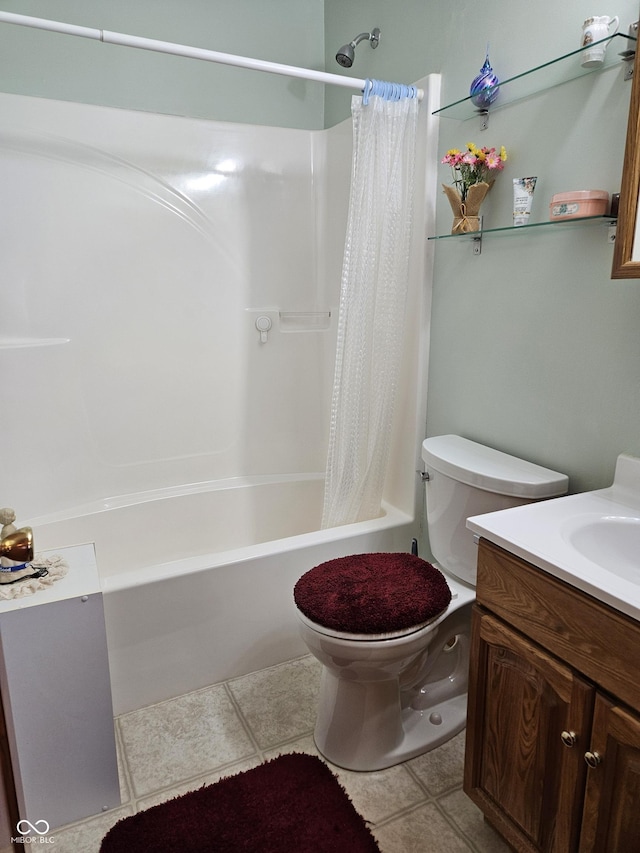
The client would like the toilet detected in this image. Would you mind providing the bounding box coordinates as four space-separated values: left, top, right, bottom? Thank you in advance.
294 435 568 771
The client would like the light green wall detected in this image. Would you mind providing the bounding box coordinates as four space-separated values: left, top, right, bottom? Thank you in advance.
323 1 633 126
429 65 640 494
324 0 443 127
0 0 326 128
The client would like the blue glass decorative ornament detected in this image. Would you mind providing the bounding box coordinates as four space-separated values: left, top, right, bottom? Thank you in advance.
469 50 500 109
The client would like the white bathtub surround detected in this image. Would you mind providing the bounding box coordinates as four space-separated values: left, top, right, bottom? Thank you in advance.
29 475 327 580
0 94 337 517
322 90 422 529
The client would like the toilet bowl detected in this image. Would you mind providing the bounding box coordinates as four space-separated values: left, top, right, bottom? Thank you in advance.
296 569 474 771
294 435 568 771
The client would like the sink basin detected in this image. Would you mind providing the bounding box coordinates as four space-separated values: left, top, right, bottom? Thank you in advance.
563 515 640 581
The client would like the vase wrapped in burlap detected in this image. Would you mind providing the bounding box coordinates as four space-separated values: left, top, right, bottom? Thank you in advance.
442 181 492 234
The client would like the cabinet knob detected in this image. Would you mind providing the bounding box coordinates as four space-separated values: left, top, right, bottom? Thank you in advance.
584 751 602 768
561 730 577 748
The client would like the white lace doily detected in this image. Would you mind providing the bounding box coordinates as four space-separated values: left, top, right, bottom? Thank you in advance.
0 554 69 600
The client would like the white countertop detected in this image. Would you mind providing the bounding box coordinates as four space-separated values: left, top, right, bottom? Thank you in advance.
467 464 640 623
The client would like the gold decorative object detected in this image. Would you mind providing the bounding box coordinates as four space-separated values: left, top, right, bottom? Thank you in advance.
0 526 33 563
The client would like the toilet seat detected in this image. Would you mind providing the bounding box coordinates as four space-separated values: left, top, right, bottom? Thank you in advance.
296 606 446 642
293 552 452 635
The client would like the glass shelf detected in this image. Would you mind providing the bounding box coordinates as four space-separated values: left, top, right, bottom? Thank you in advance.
428 215 616 242
434 33 636 121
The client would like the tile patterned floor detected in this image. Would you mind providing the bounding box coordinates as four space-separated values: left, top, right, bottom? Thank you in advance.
47 655 511 852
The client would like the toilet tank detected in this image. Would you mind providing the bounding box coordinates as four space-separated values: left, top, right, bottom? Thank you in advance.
422 435 568 585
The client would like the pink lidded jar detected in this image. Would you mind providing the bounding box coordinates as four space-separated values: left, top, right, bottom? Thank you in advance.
549 190 609 221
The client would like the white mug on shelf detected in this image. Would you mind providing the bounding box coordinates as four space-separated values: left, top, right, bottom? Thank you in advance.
580 15 620 67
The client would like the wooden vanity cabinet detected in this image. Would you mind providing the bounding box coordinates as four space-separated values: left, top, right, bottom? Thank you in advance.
465 609 592 850
464 539 640 853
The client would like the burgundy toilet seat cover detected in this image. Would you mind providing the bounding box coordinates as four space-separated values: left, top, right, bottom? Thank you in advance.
293 553 452 635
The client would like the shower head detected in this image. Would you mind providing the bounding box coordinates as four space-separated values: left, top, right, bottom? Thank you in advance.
335 28 380 68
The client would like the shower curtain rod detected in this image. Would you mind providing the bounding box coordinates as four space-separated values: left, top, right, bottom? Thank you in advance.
0 11 424 100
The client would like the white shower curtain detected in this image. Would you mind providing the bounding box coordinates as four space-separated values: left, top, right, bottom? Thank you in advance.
322 87 420 529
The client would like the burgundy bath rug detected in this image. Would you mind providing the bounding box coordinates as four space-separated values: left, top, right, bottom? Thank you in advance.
100 753 380 852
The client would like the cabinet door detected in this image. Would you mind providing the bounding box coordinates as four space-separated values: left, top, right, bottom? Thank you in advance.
465 608 594 853
580 694 640 852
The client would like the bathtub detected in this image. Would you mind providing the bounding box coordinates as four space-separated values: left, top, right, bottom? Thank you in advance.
26 474 417 714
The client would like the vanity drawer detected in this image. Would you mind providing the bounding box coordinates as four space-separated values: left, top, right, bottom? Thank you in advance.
476 538 640 710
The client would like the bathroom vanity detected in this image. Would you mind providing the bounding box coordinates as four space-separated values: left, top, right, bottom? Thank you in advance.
465 451 640 853
465 538 640 852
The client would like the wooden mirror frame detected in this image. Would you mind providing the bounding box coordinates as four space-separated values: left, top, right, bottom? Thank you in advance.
612 56 640 277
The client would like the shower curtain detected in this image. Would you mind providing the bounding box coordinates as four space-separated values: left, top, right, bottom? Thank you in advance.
322 84 420 529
